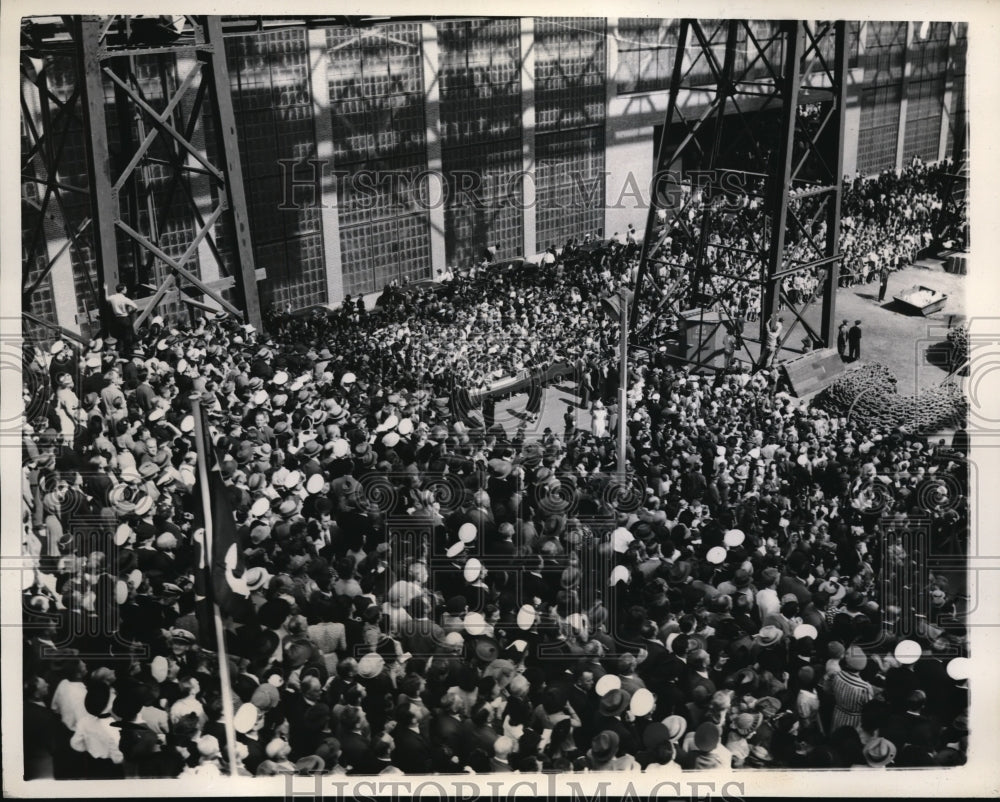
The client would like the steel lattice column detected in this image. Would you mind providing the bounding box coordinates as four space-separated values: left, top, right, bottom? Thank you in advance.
629 19 848 372
25 15 263 335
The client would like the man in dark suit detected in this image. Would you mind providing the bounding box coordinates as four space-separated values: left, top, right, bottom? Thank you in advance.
635 621 672 696
430 691 467 756
24 674 66 780
878 265 891 302
848 320 863 361
882 689 937 756
338 706 377 775
837 319 849 359
391 702 433 774
398 596 446 657
591 689 639 757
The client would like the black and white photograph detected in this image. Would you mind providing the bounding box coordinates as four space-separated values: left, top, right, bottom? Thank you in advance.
2 1 998 798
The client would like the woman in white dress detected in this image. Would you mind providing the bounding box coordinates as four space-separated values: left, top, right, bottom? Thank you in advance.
591 400 608 439
54 373 80 447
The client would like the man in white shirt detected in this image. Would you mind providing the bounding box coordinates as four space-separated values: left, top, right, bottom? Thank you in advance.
755 567 781 624
51 659 89 731
106 283 138 352
70 682 123 770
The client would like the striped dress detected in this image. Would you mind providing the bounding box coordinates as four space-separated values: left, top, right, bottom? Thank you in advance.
829 669 873 733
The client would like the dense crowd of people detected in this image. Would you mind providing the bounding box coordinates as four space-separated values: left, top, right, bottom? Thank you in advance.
837 158 961 287
20 161 970 781
641 157 964 331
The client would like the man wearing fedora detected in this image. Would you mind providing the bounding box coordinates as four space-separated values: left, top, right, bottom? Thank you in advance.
585 730 636 771
591 688 638 758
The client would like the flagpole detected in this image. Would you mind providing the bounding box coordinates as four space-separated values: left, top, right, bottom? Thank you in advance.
190 392 240 777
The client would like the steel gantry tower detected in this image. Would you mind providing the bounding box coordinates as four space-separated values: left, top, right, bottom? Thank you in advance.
21 15 263 343
628 20 848 372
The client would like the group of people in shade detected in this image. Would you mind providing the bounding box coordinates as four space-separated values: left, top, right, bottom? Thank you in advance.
20 158 969 781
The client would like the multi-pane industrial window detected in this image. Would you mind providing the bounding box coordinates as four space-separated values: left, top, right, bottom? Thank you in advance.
438 19 522 147
228 28 327 310
535 18 606 132
858 84 902 175
903 22 949 163
857 21 907 175
616 18 679 94
616 19 792 95
442 141 524 269
438 19 523 267
326 23 432 297
535 129 607 253
534 18 607 253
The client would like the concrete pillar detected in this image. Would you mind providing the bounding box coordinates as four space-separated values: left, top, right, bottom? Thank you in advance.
308 26 345 307
841 22 866 179
938 24 959 162
421 22 447 281
896 21 914 170
520 18 537 258
604 18 619 247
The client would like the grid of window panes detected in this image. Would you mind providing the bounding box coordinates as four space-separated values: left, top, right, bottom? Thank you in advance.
441 141 524 268
857 21 907 175
328 25 429 294
326 23 432 296
534 18 606 132
228 27 327 310
903 22 950 163
437 19 522 147
533 18 606 253
616 18 679 95
945 23 967 158
535 128 607 253
438 20 523 267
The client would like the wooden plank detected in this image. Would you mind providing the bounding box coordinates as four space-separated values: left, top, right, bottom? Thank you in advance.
132 268 266 312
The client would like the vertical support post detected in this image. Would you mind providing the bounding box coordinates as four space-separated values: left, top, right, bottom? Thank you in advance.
421 22 447 282
821 21 849 347
938 24 958 163
760 21 802 350
896 21 914 171
618 298 628 482
519 17 537 258
604 17 619 251
308 25 344 307
201 15 262 330
77 15 121 330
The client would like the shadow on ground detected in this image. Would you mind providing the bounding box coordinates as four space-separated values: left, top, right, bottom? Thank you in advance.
924 340 960 375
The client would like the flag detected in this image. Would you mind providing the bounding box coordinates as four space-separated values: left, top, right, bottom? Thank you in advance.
191 524 216 651
191 401 243 776
193 407 251 642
